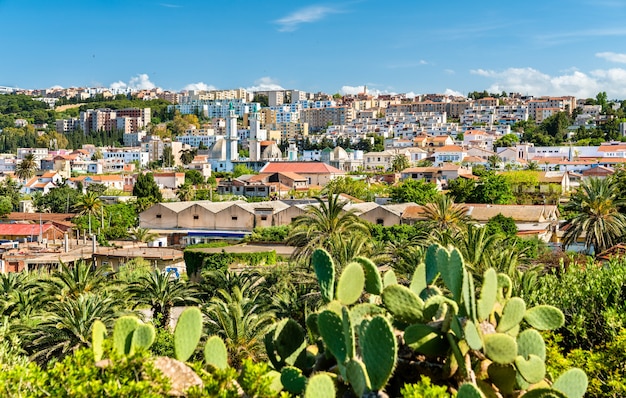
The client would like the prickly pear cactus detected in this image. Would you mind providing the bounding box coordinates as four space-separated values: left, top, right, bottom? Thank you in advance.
174 307 203 362
204 335 228 370
130 323 156 354
312 248 335 303
113 315 140 356
92 320 107 361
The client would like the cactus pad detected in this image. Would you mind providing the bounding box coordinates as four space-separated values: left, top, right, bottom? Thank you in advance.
381 284 424 324
281 366 307 394
346 358 371 397
463 320 483 351
317 309 349 363
438 247 464 301
404 323 448 357
204 335 228 369
113 315 140 355
305 373 336 398
354 257 383 295
130 323 156 354
409 262 427 296
524 305 565 331
496 297 526 333
174 307 203 362
361 315 397 391
336 262 365 305
517 329 546 361
487 363 517 395
477 268 497 321
92 320 107 362
522 389 568 398
312 248 335 303
552 368 588 398
457 383 486 397
274 318 307 367
424 244 440 284
514 354 545 384
483 333 517 364
382 269 398 287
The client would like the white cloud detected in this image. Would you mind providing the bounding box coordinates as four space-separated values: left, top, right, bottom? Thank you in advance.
246 77 284 92
49 85 63 89
110 74 156 90
419 60 428 65
340 85 365 95
183 82 216 91
160 3 181 8
596 51 626 64
444 88 464 97
275 5 341 32
468 67 609 97
444 69 455 75
405 91 417 99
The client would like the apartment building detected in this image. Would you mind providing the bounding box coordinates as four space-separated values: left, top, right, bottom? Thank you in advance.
300 106 355 130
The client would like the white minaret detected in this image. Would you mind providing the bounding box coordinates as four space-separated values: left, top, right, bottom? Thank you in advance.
249 104 266 162
287 143 298 161
226 102 239 161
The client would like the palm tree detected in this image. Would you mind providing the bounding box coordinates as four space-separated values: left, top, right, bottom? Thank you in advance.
203 285 276 367
562 177 626 254
487 155 502 170
74 191 103 235
42 260 114 302
15 153 37 182
457 224 501 278
127 269 198 329
129 227 159 245
421 194 469 234
23 293 122 363
391 154 411 172
287 195 370 261
176 183 195 202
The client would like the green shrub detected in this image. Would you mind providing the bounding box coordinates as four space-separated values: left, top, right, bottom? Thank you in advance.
401 376 451 398
246 226 290 243
527 258 626 351
184 249 278 276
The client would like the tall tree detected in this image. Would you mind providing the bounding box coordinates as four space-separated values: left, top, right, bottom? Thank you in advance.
389 179 439 204
562 177 626 254
287 195 371 261
391 154 410 172
421 194 469 233
15 153 37 181
74 191 103 235
133 173 163 203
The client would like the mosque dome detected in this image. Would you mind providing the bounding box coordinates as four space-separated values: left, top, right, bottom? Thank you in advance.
210 139 226 160
333 146 348 160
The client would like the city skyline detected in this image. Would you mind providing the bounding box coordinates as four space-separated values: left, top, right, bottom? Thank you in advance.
2 0 626 98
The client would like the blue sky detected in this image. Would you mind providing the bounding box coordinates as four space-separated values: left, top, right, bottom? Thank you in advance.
2 0 626 98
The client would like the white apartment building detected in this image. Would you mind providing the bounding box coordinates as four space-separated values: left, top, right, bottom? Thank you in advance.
102 148 149 167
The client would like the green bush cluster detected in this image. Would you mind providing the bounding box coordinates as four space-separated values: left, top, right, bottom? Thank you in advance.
184 249 277 275
246 226 290 243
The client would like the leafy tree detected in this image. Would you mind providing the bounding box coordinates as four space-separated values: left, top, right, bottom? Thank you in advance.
389 179 439 204
161 146 174 167
494 133 519 148
487 154 501 170
324 176 369 201
0 177 21 212
485 213 518 237
35 184 81 213
86 183 107 195
562 177 626 254
179 148 197 165
133 173 163 203
184 169 205 186
0 197 12 218
233 164 256 178
470 172 515 204
447 177 476 203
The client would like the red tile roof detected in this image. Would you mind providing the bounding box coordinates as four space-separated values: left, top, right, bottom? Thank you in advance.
260 162 345 174
0 223 56 236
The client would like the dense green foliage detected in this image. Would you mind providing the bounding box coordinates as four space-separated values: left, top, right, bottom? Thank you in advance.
184 249 278 276
389 179 439 204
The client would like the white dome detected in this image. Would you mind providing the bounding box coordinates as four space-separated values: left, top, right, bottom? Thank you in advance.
262 143 282 160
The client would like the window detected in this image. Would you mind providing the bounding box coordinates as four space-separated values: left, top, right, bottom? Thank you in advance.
193 215 199 220
232 216 238 221
261 216 267 221
156 214 162 219
376 219 384 225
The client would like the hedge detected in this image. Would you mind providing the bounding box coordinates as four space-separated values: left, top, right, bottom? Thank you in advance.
183 249 277 276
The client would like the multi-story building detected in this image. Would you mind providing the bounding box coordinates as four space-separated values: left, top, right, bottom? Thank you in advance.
300 106 355 130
